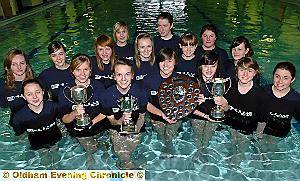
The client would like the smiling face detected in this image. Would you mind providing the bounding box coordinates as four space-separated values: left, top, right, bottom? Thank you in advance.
96 45 112 63
11 54 27 79
180 42 197 59
23 83 44 108
201 30 216 50
159 58 176 78
115 28 128 44
138 38 153 60
114 64 133 92
231 42 249 61
73 61 91 84
157 18 173 39
237 66 257 85
273 68 294 92
201 62 218 80
50 47 67 69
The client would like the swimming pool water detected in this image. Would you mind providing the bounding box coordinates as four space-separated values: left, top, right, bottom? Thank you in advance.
0 0 300 180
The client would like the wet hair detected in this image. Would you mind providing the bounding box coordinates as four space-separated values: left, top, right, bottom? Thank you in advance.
156 48 177 64
94 34 115 71
157 12 173 25
113 21 129 42
273 61 296 79
3 48 34 90
70 53 91 73
200 24 218 38
236 57 260 78
198 50 221 78
179 32 198 46
113 57 134 75
47 41 66 55
134 32 155 68
230 36 254 57
21 78 44 95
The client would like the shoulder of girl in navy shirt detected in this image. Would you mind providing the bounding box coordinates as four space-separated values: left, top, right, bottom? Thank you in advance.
153 35 180 55
102 82 148 131
0 79 27 125
90 56 115 88
176 56 198 78
38 66 73 102
261 85 300 137
224 80 266 134
114 43 135 61
12 100 62 150
58 79 108 137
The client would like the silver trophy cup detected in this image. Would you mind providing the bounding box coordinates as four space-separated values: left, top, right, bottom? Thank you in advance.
119 95 137 134
209 78 231 120
67 85 91 127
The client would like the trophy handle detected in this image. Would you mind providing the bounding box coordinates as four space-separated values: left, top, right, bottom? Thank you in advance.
84 85 94 104
205 81 214 96
223 77 232 95
63 86 76 104
204 77 232 97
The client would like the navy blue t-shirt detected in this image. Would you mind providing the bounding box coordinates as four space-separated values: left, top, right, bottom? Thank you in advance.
261 85 300 137
223 80 266 134
102 83 148 132
0 79 27 126
176 56 198 78
58 79 109 137
223 58 235 80
12 100 62 150
153 34 180 55
189 75 231 120
38 66 73 102
114 43 135 61
142 71 178 122
90 56 115 88
134 60 159 81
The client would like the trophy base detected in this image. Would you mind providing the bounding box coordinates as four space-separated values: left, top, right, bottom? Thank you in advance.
120 125 136 135
75 116 91 127
209 115 225 122
211 109 225 122
210 106 225 122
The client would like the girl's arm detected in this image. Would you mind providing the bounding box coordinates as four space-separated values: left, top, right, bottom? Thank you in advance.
135 113 145 133
62 105 84 123
256 122 266 139
91 113 107 125
146 102 176 123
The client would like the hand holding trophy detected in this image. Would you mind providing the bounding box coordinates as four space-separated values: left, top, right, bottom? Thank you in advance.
206 77 231 121
64 85 93 127
117 94 139 134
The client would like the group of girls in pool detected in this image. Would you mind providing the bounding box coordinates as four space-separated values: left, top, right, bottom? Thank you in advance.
1 12 300 168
